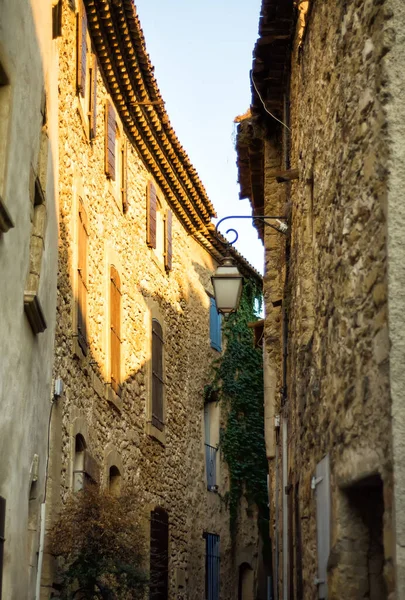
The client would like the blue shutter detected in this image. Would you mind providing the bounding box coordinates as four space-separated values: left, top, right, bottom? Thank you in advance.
205 533 220 600
210 298 222 352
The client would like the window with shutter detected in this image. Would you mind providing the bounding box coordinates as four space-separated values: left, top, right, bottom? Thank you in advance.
110 266 121 396
0 496 5 600
164 209 172 271
121 138 128 212
105 100 116 180
152 319 164 431
77 199 88 355
150 508 169 600
314 454 331 599
146 181 157 248
77 0 87 97
89 55 97 140
205 533 220 600
210 297 222 352
52 0 63 38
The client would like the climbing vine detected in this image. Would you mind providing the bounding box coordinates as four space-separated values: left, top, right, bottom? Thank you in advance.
207 279 271 557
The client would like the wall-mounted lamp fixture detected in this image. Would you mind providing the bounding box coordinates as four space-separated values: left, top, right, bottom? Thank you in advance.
211 215 287 316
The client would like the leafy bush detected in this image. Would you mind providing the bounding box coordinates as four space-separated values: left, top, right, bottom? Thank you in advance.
50 486 148 599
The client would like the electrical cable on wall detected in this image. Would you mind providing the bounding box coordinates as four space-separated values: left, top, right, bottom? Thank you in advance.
250 71 292 132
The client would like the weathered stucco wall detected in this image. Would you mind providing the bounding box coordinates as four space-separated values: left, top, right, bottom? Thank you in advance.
0 0 57 600
261 0 398 598
42 3 261 598
0 1 58 598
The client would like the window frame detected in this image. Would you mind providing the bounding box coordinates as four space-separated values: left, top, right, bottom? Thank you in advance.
145 302 166 445
109 264 122 398
76 0 96 139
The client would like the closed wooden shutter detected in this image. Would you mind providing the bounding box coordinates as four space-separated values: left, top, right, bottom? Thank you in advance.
164 209 172 271
105 100 116 180
110 266 121 396
77 200 88 355
77 0 87 97
0 496 5 600
152 319 164 430
146 181 157 248
89 55 97 140
210 298 222 351
150 508 169 600
121 139 128 213
52 0 63 39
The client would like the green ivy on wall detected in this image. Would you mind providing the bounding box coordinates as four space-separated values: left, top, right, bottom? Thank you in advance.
207 279 271 557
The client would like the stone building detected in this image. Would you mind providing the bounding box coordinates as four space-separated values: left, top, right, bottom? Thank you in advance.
0 1 60 598
39 1 264 599
236 0 405 599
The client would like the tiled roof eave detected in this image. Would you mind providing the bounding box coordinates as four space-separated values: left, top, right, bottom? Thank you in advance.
84 0 216 238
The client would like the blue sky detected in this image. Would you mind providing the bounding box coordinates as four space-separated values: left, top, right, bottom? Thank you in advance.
135 0 263 272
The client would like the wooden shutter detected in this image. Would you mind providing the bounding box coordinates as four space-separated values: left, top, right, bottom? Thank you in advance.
164 209 172 271
0 496 5 600
152 319 164 430
146 181 157 248
210 298 221 351
105 100 116 180
121 139 128 213
89 55 97 140
110 266 121 396
77 200 88 355
77 0 87 97
314 454 331 599
52 0 63 39
150 508 169 600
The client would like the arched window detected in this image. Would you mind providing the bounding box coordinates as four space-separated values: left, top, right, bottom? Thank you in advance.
109 465 121 496
150 507 169 600
110 265 121 396
73 434 86 492
152 319 164 431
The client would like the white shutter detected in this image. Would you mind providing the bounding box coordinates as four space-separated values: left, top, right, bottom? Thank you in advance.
314 454 331 599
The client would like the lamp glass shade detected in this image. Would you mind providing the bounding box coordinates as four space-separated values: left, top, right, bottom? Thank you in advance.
211 258 243 315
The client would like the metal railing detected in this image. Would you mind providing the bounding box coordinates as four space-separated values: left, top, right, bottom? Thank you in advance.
205 444 217 491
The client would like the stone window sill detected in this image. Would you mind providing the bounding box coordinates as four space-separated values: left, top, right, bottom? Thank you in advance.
146 421 166 446
106 384 123 412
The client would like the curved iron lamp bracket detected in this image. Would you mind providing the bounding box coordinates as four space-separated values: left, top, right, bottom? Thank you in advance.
215 215 288 246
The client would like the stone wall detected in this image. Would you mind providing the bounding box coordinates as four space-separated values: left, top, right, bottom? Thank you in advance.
42 2 261 598
261 0 397 598
0 1 59 598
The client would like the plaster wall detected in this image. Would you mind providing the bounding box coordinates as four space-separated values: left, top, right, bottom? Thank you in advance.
42 3 261 598
0 1 59 598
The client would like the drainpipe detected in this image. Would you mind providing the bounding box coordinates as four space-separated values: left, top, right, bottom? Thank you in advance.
281 89 291 600
274 427 280 600
35 386 60 600
35 503 46 600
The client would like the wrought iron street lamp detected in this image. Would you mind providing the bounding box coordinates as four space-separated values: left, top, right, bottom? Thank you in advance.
211 215 287 315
